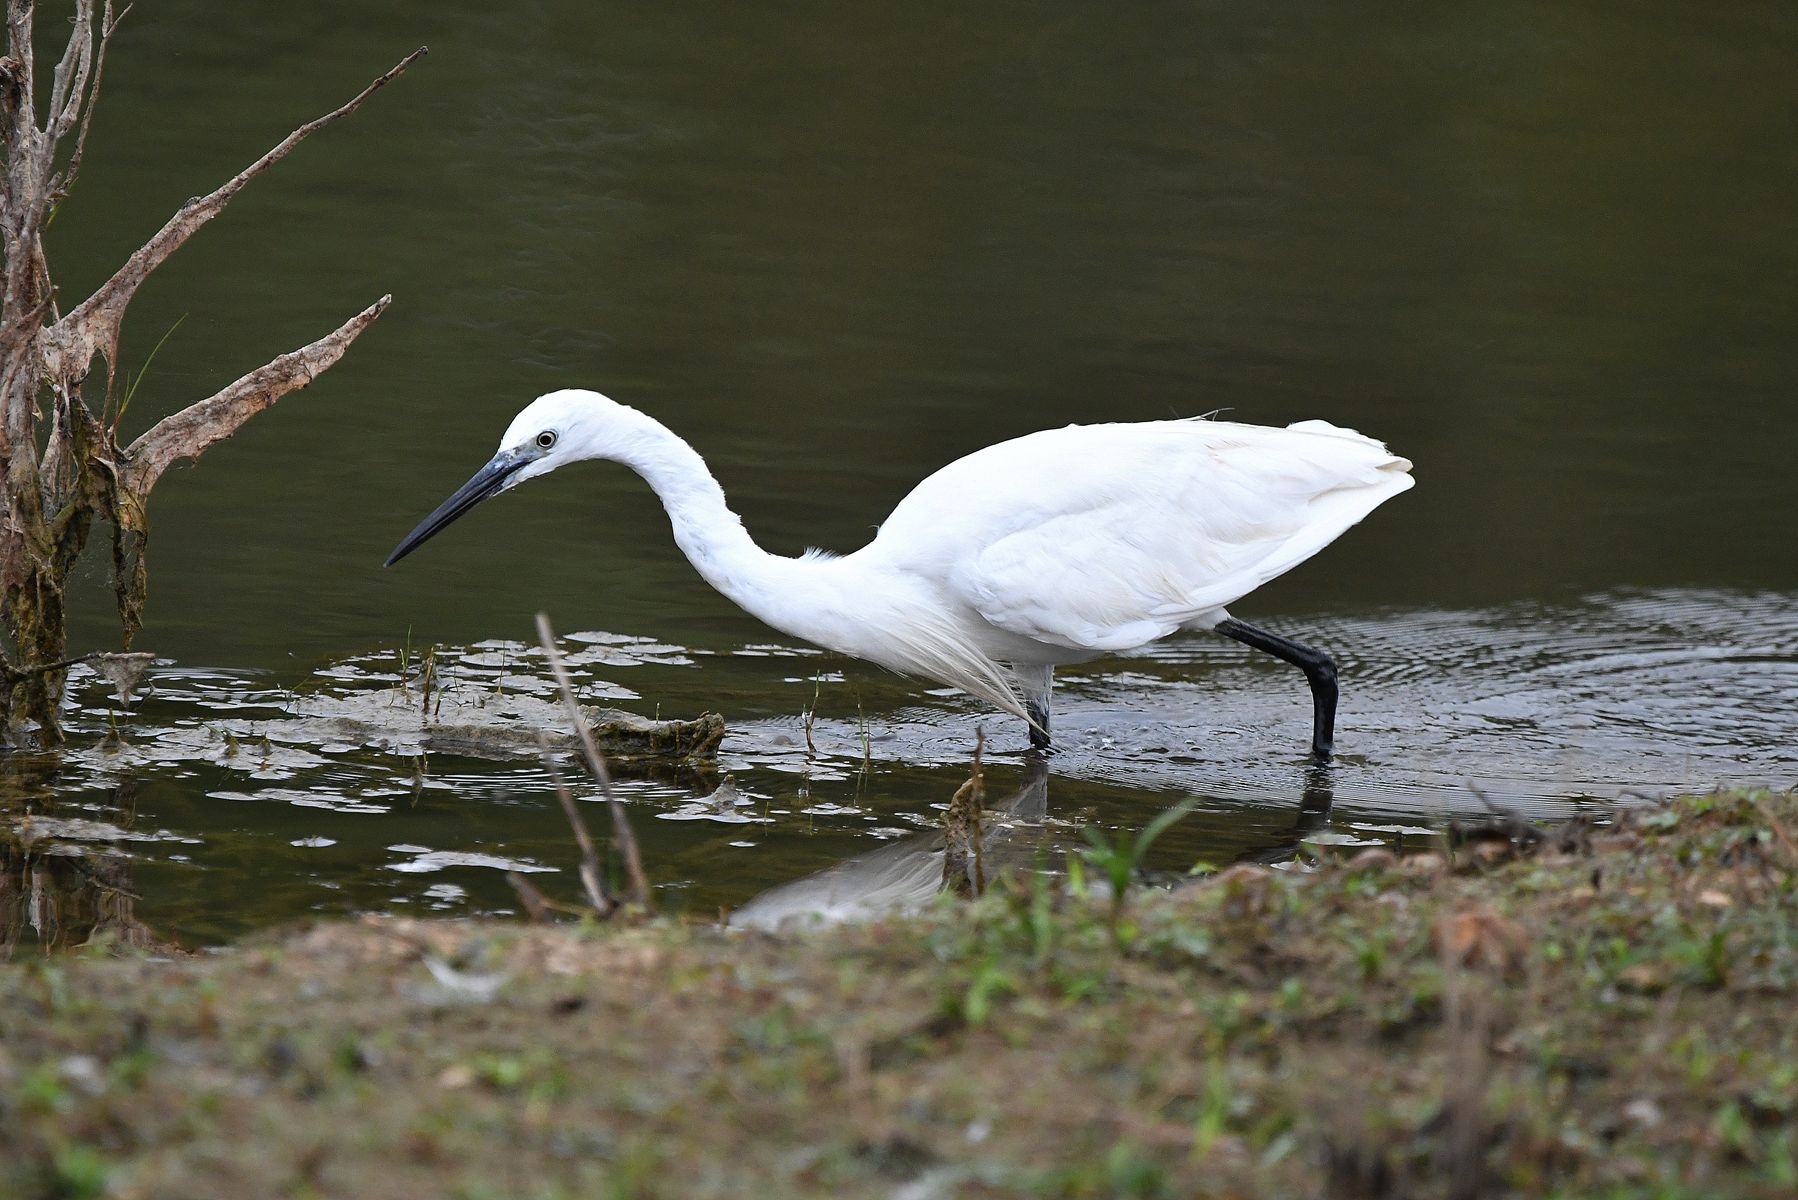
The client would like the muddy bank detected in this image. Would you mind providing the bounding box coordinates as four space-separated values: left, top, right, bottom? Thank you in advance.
1 790 1793 1199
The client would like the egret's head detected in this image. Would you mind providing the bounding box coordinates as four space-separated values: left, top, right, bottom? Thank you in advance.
495 389 636 486
384 389 626 566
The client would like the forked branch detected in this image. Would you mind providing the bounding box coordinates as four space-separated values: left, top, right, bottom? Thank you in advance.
0 1 422 740
40 45 426 385
47 1 126 204
119 294 391 502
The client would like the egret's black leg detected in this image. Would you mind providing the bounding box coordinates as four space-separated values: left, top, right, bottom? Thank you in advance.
1215 618 1338 761
1026 698 1052 752
1018 664 1055 753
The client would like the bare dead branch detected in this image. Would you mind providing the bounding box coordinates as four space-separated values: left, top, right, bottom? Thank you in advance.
118 294 390 501
1 6 56 451
1 14 417 740
40 45 426 383
0 648 100 679
2 3 37 133
537 731 618 918
46 1 94 139
535 612 653 912
49 2 121 203
38 385 68 503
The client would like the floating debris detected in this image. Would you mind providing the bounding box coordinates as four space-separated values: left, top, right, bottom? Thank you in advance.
92 653 157 708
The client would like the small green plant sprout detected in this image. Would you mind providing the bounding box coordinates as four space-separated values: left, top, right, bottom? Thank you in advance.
959 959 1018 1027
396 627 413 701
997 855 1060 969
419 644 439 718
1078 797 1199 942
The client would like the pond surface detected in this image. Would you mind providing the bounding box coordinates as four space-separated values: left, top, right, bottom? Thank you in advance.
8 1 1796 948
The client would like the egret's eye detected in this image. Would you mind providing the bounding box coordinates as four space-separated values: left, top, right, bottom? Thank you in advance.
535 430 558 450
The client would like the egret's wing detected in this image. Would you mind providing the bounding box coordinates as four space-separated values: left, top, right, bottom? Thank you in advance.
936 419 1413 652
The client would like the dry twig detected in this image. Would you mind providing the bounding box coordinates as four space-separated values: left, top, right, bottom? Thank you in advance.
535 612 653 912
505 870 554 924
942 728 987 896
537 732 616 918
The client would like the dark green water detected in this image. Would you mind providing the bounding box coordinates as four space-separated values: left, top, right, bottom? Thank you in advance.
7 1 1795 947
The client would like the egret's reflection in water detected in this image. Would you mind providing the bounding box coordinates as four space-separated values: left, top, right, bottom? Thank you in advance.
730 759 1338 930
1230 767 1336 867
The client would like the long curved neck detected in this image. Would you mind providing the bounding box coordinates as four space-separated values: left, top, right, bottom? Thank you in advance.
598 405 1022 718
608 409 799 623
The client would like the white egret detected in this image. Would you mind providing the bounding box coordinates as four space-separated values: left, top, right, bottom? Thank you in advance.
386 390 1413 759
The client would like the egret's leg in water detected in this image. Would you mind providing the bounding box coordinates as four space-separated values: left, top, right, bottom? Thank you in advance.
1215 618 1339 761
1019 664 1054 752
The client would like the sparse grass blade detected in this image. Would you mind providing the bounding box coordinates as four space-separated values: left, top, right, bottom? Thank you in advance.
1134 797 1199 865
110 312 187 436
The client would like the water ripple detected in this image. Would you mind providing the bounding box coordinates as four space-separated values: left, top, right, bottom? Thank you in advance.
11 588 1793 945
731 588 1798 815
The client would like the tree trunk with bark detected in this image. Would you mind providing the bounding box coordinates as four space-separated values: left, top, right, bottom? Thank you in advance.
0 1 421 743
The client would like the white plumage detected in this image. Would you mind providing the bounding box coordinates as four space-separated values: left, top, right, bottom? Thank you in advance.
387 389 1414 757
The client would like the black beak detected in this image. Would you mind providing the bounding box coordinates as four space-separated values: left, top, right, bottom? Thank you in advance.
385 449 532 566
